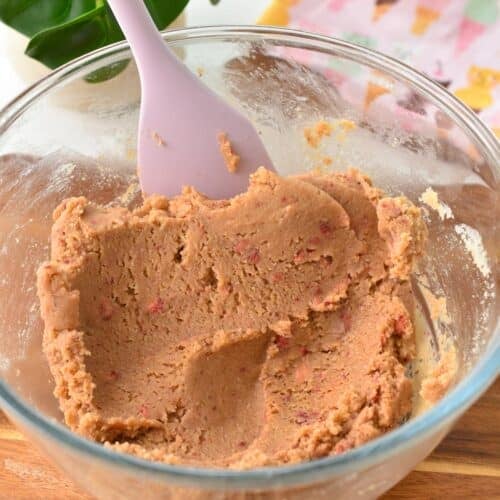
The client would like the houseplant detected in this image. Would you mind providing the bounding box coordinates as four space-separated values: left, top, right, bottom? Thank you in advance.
0 0 191 83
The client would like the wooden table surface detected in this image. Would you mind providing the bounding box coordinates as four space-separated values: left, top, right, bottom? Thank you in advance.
0 379 498 499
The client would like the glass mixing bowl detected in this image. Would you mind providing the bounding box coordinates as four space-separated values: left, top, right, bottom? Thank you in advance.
0 26 498 499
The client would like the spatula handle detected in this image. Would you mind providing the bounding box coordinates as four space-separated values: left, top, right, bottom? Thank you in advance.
107 0 184 82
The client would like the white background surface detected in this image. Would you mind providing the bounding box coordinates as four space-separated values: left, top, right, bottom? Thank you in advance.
0 0 269 108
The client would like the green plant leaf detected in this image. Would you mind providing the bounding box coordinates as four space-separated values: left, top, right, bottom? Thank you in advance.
0 0 95 38
25 4 122 69
83 59 130 83
1 0 189 81
142 0 188 30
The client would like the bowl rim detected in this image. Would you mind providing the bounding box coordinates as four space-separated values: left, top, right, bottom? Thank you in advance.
0 25 498 490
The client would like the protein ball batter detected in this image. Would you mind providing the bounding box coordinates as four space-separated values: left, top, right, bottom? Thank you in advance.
37 168 427 468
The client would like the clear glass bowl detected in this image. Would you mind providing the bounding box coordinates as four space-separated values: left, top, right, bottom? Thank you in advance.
0 26 498 499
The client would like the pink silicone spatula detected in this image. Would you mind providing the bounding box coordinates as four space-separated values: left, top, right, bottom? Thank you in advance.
107 0 275 199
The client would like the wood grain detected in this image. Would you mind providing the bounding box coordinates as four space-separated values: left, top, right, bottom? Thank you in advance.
0 379 498 499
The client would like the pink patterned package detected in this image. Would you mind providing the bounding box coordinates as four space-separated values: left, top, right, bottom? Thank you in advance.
259 0 500 139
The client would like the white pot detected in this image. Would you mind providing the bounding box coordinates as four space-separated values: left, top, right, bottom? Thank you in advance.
4 12 186 110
